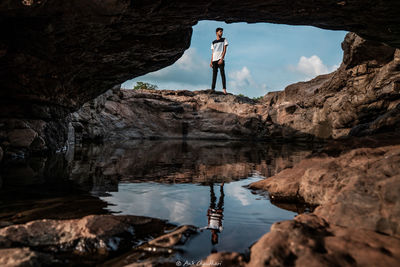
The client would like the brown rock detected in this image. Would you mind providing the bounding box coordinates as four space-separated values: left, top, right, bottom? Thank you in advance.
201 214 400 267
0 247 56 267
71 90 275 141
0 117 68 156
101 225 198 266
147 225 197 248
342 33 396 68
8 128 37 148
198 252 246 267
250 137 400 237
0 215 170 254
263 32 400 139
248 214 400 267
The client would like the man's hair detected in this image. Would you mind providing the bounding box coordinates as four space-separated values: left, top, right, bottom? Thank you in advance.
216 27 223 33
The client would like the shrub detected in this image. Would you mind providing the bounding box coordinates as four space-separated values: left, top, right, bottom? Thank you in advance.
252 96 264 101
133 82 158 90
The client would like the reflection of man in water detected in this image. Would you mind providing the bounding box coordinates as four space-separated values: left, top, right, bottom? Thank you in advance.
201 182 224 245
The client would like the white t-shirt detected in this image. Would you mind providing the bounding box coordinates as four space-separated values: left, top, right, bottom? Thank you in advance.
207 210 223 232
211 38 228 62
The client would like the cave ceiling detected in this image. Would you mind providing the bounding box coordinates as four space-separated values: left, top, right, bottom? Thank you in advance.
1 0 399 114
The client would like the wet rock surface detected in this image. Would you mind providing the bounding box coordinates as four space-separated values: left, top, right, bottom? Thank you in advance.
103 225 198 267
0 215 175 266
0 216 199 266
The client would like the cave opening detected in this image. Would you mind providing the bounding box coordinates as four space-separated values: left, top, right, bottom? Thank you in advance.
1 2 400 265
122 21 348 98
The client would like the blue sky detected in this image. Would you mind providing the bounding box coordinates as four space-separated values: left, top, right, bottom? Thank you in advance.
122 21 347 98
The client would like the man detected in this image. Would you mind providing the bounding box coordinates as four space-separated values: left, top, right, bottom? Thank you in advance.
200 182 225 247
210 27 228 94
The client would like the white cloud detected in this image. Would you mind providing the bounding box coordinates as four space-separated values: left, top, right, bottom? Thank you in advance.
228 185 251 206
228 66 270 95
123 48 210 89
229 67 252 88
176 48 208 71
289 55 338 79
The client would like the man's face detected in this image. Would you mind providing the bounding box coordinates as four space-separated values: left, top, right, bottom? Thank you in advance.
217 30 223 37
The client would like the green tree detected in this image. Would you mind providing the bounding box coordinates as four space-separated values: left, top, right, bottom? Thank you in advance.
133 81 158 90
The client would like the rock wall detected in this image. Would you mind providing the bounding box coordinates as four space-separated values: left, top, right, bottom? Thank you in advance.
70 88 309 142
0 116 69 159
264 32 400 139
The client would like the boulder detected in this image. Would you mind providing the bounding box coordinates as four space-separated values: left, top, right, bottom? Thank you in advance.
250 135 400 237
8 128 37 148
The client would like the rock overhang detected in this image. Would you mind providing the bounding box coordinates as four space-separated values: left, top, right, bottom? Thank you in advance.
1 0 400 113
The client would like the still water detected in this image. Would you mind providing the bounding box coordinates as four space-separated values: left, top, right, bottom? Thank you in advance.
0 140 317 262
71 140 314 261
103 176 294 260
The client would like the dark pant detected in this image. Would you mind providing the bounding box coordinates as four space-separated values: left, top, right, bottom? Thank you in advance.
209 183 224 211
211 60 226 90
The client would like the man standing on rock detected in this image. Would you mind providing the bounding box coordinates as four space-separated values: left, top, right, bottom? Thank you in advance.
210 27 228 94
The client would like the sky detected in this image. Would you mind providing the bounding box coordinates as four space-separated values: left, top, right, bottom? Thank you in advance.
122 20 348 98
